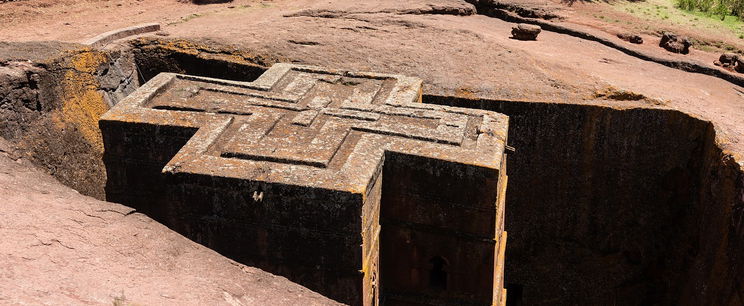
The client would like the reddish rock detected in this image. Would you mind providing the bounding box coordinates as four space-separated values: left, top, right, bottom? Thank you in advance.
735 57 744 73
511 23 541 40
659 32 692 54
715 52 738 70
0 148 339 305
617 33 643 44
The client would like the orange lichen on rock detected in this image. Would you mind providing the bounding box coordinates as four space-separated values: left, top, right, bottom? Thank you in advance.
455 86 479 99
592 86 669 106
58 49 110 153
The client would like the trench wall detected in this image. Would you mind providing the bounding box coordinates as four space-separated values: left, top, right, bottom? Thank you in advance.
130 38 277 83
0 45 136 199
2 40 742 305
426 95 744 306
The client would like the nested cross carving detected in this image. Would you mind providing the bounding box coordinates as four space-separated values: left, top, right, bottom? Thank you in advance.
101 64 507 192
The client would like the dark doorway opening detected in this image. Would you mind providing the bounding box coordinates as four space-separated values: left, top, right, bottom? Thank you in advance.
429 256 448 290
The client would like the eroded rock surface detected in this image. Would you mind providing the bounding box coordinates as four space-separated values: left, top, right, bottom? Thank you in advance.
0 140 338 305
469 0 564 20
284 0 477 18
0 42 136 200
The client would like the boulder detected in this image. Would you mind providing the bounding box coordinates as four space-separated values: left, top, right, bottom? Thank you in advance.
715 53 738 69
617 33 643 44
735 57 744 73
659 32 692 54
511 23 541 41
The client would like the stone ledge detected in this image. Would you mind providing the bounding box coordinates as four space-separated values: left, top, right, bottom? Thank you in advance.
83 23 161 48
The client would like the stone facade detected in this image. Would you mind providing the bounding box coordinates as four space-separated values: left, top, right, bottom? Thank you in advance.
99 64 509 306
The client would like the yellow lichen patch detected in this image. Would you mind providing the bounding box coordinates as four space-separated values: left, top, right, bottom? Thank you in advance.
68 49 108 74
164 39 201 56
592 86 670 106
593 86 646 101
59 49 110 154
